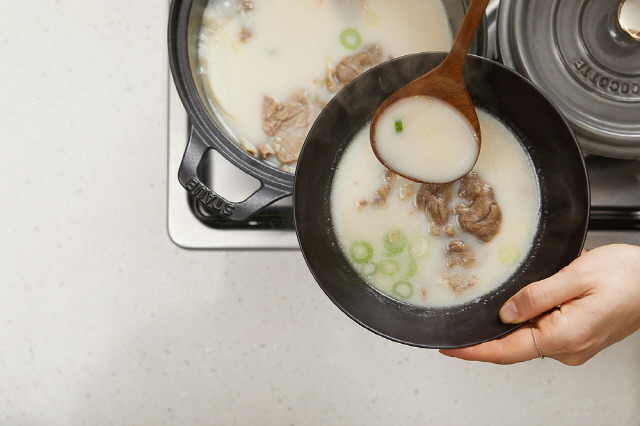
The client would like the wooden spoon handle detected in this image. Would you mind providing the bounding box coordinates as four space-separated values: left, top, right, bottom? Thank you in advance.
441 0 490 75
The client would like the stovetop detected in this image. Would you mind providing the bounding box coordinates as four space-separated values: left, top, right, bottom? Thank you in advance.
167 1 640 250
167 79 640 250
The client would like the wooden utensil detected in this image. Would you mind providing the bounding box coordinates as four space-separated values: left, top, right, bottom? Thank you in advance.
370 0 490 183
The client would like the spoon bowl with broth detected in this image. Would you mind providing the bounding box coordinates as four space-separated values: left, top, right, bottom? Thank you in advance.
370 0 490 183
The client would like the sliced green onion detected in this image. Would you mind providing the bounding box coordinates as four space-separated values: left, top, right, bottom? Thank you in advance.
409 236 430 258
378 258 400 276
395 120 403 133
405 258 418 278
383 229 408 254
340 29 362 50
498 245 521 265
359 262 377 277
392 281 414 299
364 11 379 26
350 241 373 264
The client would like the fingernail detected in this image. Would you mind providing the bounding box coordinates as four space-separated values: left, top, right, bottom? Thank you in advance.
500 300 519 323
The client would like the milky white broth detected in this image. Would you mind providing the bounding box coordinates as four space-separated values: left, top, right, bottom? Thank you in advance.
331 110 540 308
198 0 453 170
374 96 479 183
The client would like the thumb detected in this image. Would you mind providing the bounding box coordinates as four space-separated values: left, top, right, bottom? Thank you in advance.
499 267 588 324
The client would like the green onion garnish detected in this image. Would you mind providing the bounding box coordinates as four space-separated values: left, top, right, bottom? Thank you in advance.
392 281 414 299
405 258 418 278
339 29 362 50
409 236 430 258
383 229 408 254
378 258 400 276
350 241 373 264
359 262 377 277
395 120 403 133
498 245 521 265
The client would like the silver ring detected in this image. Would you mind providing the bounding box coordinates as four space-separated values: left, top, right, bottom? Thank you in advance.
532 327 544 359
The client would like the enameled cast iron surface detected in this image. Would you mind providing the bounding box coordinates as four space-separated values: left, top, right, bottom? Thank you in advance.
294 52 590 348
169 0 293 221
498 0 640 159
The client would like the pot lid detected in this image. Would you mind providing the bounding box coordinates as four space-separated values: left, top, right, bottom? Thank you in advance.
498 0 640 158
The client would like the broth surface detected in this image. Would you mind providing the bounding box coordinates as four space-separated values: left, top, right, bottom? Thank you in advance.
374 96 479 183
198 0 453 171
331 110 540 307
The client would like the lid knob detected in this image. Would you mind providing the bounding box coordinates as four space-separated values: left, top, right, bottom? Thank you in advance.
618 0 640 40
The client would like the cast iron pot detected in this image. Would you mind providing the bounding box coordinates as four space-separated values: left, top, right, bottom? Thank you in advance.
497 0 640 159
168 0 488 221
294 52 590 348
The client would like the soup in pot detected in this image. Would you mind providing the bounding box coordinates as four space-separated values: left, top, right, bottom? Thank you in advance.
331 109 540 308
197 0 454 172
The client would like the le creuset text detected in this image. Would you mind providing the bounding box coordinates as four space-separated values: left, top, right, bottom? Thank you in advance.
573 57 640 100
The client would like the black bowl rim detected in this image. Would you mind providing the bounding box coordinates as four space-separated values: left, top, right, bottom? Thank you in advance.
293 52 590 348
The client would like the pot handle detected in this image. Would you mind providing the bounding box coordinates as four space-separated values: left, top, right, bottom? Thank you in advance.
178 128 291 222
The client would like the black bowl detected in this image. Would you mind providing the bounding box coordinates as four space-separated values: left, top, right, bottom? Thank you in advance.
293 52 590 348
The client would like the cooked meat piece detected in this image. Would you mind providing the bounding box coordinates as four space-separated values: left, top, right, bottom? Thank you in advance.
398 183 415 202
384 172 417 202
262 92 313 137
416 183 453 226
357 171 416 209
239 0 254 11
420 288 429 300
455 172 502 242
322 45 383 92
335 44 383 85
441 274 477 295
446 240 476 268
239 28 252 42
290 89 309 105
444 224 456 236
372 183 393 206
322 63 341 92
446 240 466 254
458 171 487 199
237 138 257 156
384 170 399 183
262 92 314 164
273 135 304 164
257 143 275 159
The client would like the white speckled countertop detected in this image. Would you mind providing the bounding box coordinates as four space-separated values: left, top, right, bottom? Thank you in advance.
1 1 639 425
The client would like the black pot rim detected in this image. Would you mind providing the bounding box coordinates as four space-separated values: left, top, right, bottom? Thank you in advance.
168 0 489 207
168 0 294 190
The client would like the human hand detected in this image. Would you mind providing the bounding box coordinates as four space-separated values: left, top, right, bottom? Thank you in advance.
440 244 640 365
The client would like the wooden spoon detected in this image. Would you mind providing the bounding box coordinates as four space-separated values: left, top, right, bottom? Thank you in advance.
370 0 490 184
